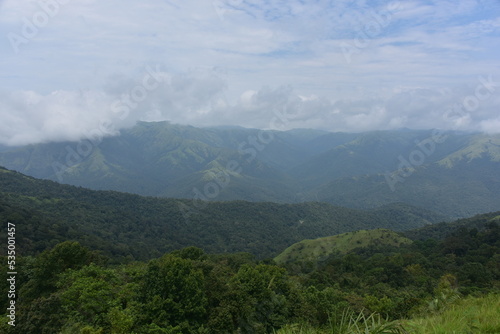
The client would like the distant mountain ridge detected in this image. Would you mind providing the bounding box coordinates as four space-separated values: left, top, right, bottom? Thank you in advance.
0 121 499 217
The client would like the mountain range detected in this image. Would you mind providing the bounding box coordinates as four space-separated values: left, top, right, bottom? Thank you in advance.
1 121 499 218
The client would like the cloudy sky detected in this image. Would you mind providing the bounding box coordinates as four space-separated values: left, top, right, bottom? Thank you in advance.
0 0 499 145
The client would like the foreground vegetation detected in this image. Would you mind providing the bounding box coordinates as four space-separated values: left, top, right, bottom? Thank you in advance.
275 294 500 333
1 217 498 333
405 293 500 334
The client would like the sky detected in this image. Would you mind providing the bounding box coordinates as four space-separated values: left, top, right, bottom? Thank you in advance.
0 0 499 146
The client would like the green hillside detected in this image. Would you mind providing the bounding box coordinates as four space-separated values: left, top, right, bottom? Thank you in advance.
0 167 445 261
438 133 500 167
404 211 500 241
311 133 500 217
274 229 412 264
314 159 500 218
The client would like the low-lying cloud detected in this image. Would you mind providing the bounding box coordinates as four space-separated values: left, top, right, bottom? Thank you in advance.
1 69 499 146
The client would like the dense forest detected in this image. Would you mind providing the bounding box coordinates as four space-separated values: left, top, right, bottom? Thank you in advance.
0 167 445 261
1 214 499 333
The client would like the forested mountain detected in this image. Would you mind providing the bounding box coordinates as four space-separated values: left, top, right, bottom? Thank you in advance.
0 122 499 217
404 211 500 240
0 167 446 261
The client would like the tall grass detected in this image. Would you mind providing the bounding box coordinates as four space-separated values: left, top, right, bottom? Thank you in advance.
276 294 500 333
329 308 408 334
404 293 500 334
275 308 408 334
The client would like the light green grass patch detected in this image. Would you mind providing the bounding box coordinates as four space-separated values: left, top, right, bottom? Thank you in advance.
274 229 412 264
405 293 500 334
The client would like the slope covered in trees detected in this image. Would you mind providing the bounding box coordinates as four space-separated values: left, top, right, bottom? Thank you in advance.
0 166 445 260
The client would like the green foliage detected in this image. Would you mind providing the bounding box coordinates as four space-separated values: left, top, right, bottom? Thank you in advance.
328 308 409 334
0 167 448 261
15 293 66 334
1 220 499 333
227 264 291 333
141 254 207 331
21 241 102 301
405 293 500 334
297 286 348 325
59 264 120 327
275 309 409 334
107 307 134 334
425 274 461 314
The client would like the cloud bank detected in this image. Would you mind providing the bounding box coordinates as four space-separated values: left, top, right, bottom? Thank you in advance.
0 0 499 145
1 69 499 146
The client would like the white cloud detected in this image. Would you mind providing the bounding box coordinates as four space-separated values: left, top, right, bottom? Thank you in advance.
480 118 500 134
0 0 499 144
1 73 500 146
0 90 116 146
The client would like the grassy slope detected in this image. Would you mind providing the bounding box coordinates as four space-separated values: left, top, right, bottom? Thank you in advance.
405 293 500 334
274 229 412 264
275 294 500 333
438 133 500 168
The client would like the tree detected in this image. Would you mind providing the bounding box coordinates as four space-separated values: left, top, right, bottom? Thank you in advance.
226 264 291 333
58 263 120 328
141 254 207 332
22 241 103 300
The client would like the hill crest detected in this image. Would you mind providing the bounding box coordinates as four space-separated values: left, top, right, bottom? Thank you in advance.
274 228 412 264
